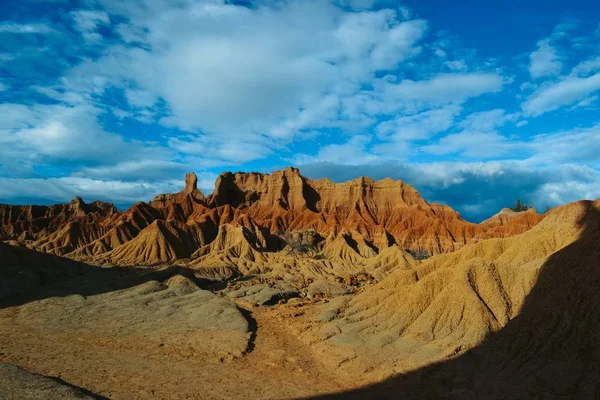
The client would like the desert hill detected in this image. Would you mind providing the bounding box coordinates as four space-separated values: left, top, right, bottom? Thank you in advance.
0 176 598 398
317 198 600 399
0 196 117 241
0 241 345 398
0 168 547 331
0 168 542 276
301 199 600 393
475 207 544 240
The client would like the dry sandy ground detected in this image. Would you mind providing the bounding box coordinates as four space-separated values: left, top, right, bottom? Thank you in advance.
0 362 97 399
0 243 354 399
3 200 599 399
0 298 347 399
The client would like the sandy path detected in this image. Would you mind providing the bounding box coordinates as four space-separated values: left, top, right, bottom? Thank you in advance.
0 302 344 399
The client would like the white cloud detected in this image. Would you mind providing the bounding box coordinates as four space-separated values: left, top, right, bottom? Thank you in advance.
375 73 504 106
424 131 516 158
0 22 54 34
422 117 600 163
529 39 561 79
376 105 461 141
65 3 507 151
115 23 147 44
75 161 218 193
571 56 600 76
458 109 512 131
445 60 467 71
522 73 600 116
0 1 505 181
529 124 600 166
267 95 347 139
0 177 182 206
167 133 274 166
0 102 173 178
516 120 528 128
56 1 441 164
147 6 423 139
371 140 411 157
1 103 126 161
408 109 518 159
77 160 188 181
125 88 157 108
569 95 598 110
293 135 381 165
537 178 600 206
71 10 110 41
334 13 427 73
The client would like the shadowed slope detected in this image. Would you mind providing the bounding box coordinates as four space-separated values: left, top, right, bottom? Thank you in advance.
0 362 105 400
311 199 600 399
0 243 253 398
0 241 223 307
0 243 343 399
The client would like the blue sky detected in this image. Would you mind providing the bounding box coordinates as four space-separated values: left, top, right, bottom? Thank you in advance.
1 0 599 221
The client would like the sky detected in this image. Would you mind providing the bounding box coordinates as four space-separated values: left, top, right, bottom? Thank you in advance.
1 0 599 222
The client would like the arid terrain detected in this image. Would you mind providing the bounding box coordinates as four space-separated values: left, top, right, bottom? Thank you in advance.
1 168 599 399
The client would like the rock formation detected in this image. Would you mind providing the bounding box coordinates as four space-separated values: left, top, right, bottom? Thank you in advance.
475 207 544 240
0 198 117 241
0 168 543 278
306 200 597 385
316 199 600 399
0 172 597 399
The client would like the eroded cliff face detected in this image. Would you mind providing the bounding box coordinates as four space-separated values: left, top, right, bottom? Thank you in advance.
203 167 539 255
302 199 600 393
475 207 545 240
2 169 571 399
0 168 543 272
0 197 117 241
150 173 206 208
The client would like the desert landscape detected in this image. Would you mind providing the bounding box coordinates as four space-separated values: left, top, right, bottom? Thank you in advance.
1 168 598 399
2 0 600 398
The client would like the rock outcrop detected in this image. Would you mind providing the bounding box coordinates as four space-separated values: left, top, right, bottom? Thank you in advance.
150 172 206 207
0 198 117 241
1 171 597 399
0 169 544 276
475 207 544 240
316 199 600 399
206 168 485 255
305 200 595 383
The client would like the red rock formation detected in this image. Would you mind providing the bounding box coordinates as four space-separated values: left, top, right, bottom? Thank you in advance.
0 168 544 267
0 197 117 241
475 208 544 240
150 172 206 207
205 167 485 255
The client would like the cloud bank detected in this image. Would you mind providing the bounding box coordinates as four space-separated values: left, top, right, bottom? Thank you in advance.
0 0 599 221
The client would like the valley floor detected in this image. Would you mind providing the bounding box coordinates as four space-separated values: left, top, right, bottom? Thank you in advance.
0 283 348 399
2 199 600 399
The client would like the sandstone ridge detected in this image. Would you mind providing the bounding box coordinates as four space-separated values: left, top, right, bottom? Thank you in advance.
0 169 543 278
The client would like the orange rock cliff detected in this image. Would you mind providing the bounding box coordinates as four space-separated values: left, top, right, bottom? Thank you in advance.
0 168 543 267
